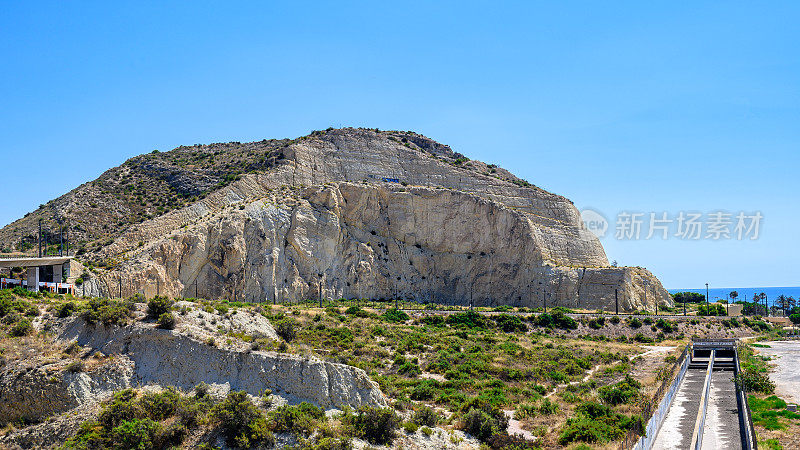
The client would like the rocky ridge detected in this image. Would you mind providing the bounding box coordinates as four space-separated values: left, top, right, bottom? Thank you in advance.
2 128 671 311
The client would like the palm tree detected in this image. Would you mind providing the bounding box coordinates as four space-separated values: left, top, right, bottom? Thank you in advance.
777 295 788 316
729 291 738 303
759 292 767 316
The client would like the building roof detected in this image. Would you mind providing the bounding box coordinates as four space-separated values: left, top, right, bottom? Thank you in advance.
0 256 73 268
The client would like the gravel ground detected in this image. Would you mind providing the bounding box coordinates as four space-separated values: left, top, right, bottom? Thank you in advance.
755 341 800 404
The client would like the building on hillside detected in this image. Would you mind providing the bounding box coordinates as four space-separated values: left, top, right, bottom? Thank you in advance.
0 256 77 294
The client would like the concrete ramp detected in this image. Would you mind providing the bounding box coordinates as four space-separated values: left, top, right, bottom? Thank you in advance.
647 339 753 450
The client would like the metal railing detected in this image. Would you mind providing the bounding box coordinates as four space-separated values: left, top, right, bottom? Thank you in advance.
690 350 715 450
619 344 691 449
734 345 758 450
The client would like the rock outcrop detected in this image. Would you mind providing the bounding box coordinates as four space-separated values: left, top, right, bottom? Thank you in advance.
53 316 387 409
3 128 671 311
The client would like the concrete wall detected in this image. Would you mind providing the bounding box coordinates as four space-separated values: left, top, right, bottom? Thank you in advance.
26 267 39 291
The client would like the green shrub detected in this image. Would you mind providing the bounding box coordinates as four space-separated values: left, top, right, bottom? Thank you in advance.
530 311 577 330
736 367 776 394
461 405 508 442
538 398 559 415
270 402 325 436
347 406 400 445
157 312 176 330
749 395 800 431
514 403 537 420
558 401 641 445
9 318 33 336
402 421 419 433
147 297 173 318
421 315 445 327
83 298 131 326
628 318 642 328
138 390 180 421
212 391 274 448
412 406 440 427
494 314 527 332
57 301 77 318
397 359 421 377
344 306 370 318
0 296 30 318
698 304 726 316
588 317 605 329
97 389 144 431
598 375 641 405
110 418 160 450
382 308 410 323
275 318 298 342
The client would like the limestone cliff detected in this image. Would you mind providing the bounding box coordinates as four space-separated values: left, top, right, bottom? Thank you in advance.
2 128 670 311
0 128 671 310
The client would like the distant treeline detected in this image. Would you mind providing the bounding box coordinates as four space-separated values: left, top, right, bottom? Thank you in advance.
671 292 706 303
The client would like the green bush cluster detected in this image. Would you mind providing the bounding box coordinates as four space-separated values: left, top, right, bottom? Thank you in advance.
275 318 298 342
494 314 527 332
82 298 132 326
597 374 641 405
269 402 325 436
461 404 508 442
147 297 173 318
212 391 274 448
157 312 176 330
588 317 605 329
558 401 642 445
382 308 410 323
411 405 440 427
529 311 577 329
735 366 776 394
698 304 726 316
57 301 77 318
65 388 212 449
343 406 400 445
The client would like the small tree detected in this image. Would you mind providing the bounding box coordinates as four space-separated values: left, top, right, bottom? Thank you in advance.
147 297 173 318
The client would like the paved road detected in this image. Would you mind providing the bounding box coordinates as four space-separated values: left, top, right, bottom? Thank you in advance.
755 341 800 404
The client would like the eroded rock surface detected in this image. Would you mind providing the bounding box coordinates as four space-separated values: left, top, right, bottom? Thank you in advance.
2 128 671 311
50 316 386 409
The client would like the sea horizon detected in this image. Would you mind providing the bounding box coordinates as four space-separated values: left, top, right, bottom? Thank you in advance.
667 286 800 303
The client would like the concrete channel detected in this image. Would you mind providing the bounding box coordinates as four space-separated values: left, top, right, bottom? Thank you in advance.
646 339 754 450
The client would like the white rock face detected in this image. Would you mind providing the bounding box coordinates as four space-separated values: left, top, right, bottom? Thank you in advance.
55 317 387 409
81 128 670 311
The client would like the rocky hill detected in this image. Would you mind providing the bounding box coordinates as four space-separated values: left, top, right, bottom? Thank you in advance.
0 128 670 311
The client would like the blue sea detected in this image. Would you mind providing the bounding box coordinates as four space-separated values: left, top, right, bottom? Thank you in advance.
667 286 800 303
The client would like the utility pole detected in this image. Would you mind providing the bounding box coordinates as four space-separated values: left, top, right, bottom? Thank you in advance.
683 293 687 316
59 224 63 256
469 283 473 311
705 283 709 314
615 289 619 315
38 219 42 258
544 289 547 314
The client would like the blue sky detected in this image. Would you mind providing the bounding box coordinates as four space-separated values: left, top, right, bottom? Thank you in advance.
1 2 798 289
